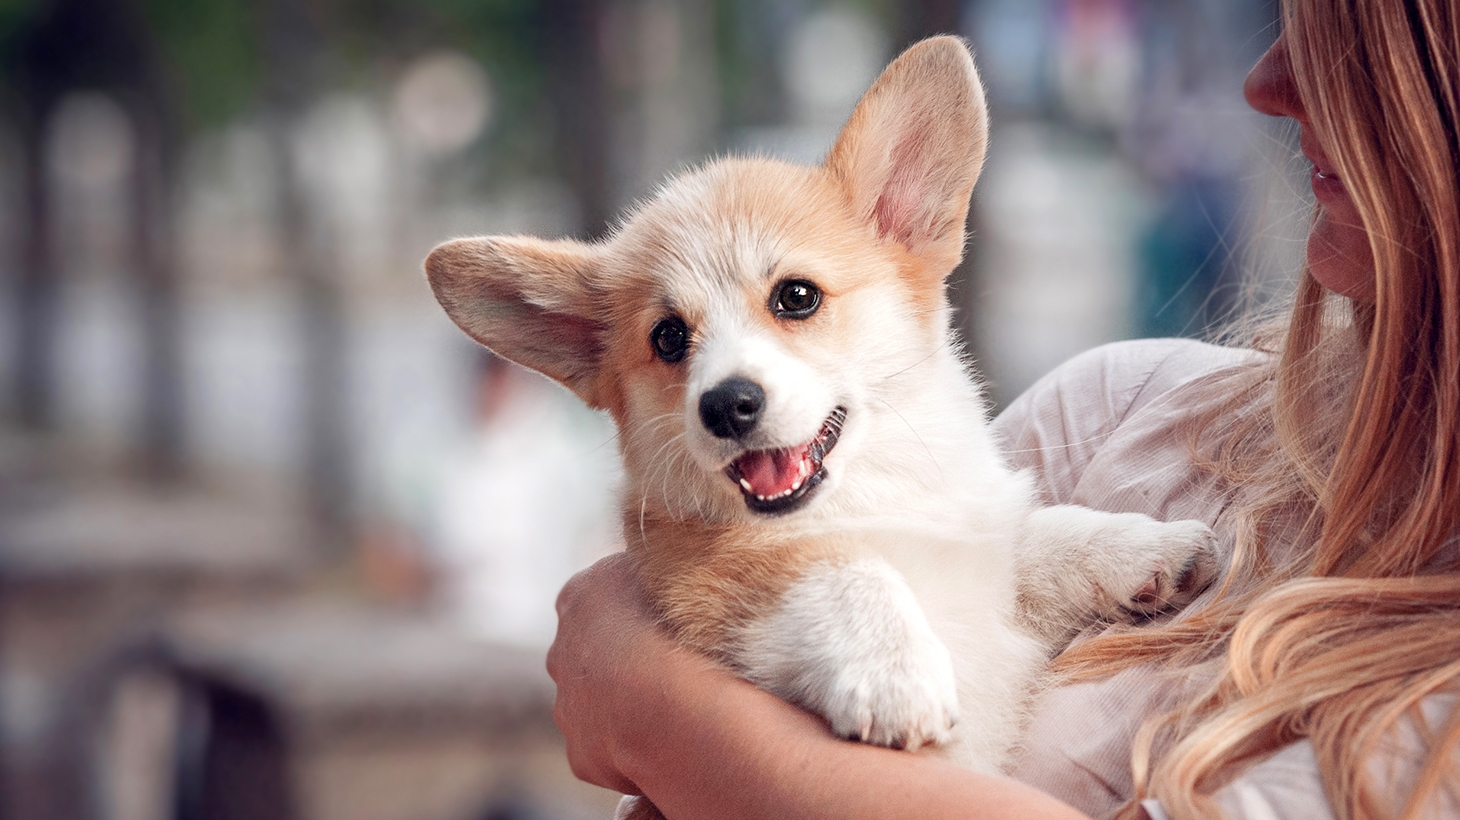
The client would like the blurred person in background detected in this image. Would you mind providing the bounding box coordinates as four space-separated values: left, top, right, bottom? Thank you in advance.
433 352 619 647
545 0 1460 818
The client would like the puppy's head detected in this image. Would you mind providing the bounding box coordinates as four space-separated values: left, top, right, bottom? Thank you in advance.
426 36 987 523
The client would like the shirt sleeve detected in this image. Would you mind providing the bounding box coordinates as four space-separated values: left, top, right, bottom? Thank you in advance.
991 338 1244 505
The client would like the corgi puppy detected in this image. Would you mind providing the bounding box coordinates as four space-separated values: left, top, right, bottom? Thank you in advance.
426 36 1214 818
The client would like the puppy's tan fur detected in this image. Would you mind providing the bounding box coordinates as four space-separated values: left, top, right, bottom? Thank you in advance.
630 515 846 661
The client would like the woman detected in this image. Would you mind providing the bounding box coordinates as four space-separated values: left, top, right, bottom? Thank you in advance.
546 0 1460 816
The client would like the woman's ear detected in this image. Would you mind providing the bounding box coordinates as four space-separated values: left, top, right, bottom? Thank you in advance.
425 235 608 407
824 36 989 279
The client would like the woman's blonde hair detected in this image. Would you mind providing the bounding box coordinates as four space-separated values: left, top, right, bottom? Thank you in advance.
1056 0 1460 817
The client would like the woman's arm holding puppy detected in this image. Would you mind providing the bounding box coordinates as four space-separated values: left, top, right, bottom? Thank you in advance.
548 553 1091 820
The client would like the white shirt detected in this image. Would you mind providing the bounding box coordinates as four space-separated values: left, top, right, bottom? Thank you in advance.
993 338 1459 819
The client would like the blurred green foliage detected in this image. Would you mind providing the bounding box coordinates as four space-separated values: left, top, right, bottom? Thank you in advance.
137 0 546 133
0 0 39 59
324 0 550 180
0 0 554 183
140 0 259 127
0 0 905 189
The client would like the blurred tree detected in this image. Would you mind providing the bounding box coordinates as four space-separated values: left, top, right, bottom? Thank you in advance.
540 0 611 236
3 0 186 478
713 0 788 133
896 0 962 46
0 0 42 51
301 0 575 207
139 0 259 128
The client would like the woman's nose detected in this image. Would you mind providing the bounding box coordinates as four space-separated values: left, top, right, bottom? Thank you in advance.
1244 33 1304 120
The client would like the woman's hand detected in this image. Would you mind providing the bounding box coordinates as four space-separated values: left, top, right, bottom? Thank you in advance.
547 550 706 794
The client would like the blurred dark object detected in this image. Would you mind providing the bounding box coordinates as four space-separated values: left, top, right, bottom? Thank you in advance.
258 0 351 540
543 0 612 238
897 0 963 48
173 672 297 820
0 429 602 820
166 607 567 820
476 794 554 820
7 0 184 478
0 428 315 819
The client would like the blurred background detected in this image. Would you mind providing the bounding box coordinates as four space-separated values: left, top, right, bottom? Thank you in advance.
0 0 1309 818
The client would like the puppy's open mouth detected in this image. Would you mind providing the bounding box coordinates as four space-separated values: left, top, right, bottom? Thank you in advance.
724 407 846 515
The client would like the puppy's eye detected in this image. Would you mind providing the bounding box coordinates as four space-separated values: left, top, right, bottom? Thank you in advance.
771 279 821 319
650 316 690 363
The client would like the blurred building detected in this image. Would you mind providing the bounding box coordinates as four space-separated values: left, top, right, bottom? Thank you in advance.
0 1 1308 818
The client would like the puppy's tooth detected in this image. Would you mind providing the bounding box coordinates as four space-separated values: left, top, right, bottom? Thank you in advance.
739 478 753 492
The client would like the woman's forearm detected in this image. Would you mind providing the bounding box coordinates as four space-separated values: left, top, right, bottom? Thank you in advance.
550 553 1090 820
618 648 1090 820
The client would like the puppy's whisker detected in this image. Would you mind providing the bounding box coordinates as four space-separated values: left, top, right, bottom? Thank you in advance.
658 441 682 515
878 339 956 384
667 447 697 519
641 430 689 516
655 431 686 466
878 397 945 483
638 416 686 453
591 430 621 453
643 411 682 431
637 495 648 546
673 446 697 508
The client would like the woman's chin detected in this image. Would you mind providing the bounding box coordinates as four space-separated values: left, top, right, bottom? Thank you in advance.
1308 206 1376 302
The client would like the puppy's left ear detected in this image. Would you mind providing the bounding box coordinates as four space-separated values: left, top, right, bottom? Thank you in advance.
426 235 609 408
825 36 988 277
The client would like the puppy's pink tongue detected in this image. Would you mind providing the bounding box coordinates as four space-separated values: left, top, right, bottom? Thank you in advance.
734 445 810 497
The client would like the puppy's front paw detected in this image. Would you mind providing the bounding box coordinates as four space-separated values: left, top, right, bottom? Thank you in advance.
1116 519 1218 616
742 559 961 752
821 635 960 751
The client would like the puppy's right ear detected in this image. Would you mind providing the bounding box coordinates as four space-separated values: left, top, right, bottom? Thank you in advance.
426 236 607 407
825 36 988 280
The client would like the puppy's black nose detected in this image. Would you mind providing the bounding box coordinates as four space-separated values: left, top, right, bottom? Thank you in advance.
699 377 765 440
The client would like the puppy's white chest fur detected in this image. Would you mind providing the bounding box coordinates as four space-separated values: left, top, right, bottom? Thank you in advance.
734 369 1044 771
